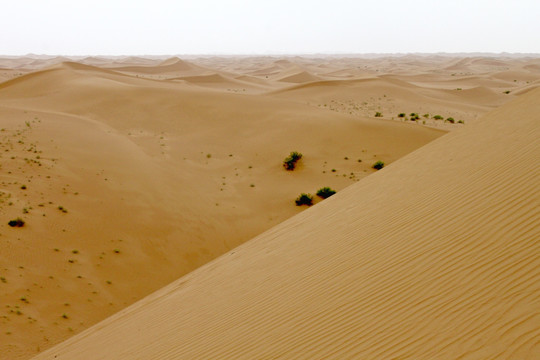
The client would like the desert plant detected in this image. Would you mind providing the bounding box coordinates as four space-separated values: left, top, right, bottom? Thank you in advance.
372 160 385 170
398 113 406 118
316 187 336 199
295 193 313 206
8 218 25 227
445 117 455 123
422 113 430 118
410 113 420 120
433 115 443 120
375 112 383 117
458 120 465 124
283 151 303 170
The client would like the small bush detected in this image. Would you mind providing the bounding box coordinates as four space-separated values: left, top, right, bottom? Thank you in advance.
375 112 383 117
445 117 455 124
372 160 385 170
433 115 443 120
398 113 406 118
422 113 430 118
316 187 336 199
458 120 465 124
410 113 420 120
295 193 313 206
8 218 25 227
283 151 303 171
503 90 511 94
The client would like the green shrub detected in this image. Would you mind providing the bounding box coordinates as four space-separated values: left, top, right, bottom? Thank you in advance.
433 115 443 120
398 113 406 118
410 113 420 120
295 193 313 206
375 112 383 117
445 117 455 124
283 151 303 170
422 113 429 118
458 120 465 124
372 160 385 170
316 187 336 199
8 218 25 227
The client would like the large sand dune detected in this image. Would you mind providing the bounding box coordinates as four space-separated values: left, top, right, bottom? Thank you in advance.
33 87 540 360
0 54 538 358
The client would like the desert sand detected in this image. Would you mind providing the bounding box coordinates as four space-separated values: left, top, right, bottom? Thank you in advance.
0 54 538 359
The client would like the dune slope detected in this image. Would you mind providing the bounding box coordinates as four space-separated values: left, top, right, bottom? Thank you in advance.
34 90 540 358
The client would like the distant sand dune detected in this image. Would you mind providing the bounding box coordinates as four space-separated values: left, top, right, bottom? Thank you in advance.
278 71 321 83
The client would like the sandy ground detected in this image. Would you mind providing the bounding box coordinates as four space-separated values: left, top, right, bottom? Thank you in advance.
0 54 538 359
32 85 540 360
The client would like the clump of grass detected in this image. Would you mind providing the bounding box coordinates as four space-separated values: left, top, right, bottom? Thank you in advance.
58 206 68 213
8 218 25 227
410 113 420 120
422 113 430 118
61 313 69 319
372 160 385 170
316 187 336 199
433 115 443 120
283 151 303 171
374 112 383 117
445 117 455 124
295 193 313 206
398 113 406 118
458 120 465 124
113 249 121 254
20 185 27 190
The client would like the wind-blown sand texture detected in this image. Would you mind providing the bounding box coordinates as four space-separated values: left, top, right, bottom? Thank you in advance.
0 54 538 358
34 86 540 360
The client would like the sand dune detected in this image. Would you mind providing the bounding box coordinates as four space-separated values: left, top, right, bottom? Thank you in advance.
1 54 539 359
34 87 540 360
278 71 321 83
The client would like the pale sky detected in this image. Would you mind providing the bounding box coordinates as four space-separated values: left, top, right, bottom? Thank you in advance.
1 0 539 55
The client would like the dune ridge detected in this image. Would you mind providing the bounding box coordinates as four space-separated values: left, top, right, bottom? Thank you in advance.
33 88 540 359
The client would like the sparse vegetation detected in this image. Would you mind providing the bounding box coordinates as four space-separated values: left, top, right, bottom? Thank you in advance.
433 115 443 120
8 218 25 227
410 113 420 120
58 206 68 213
445 117 455 124
295 193 313 206
283 151 303 170
458 120 465 124
316 187 336 199
503 90 511 94
375 112 383 117
372 160 385 170
398 113 406 118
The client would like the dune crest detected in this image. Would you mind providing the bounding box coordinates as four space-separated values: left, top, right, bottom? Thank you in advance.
33 89 540 359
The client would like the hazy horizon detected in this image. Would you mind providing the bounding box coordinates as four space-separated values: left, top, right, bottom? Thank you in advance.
2 0 539 55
